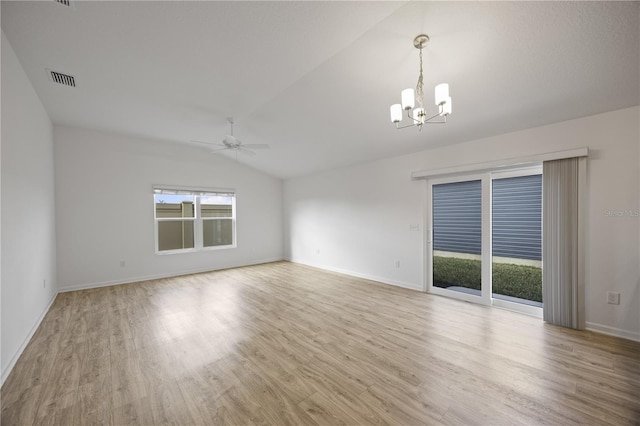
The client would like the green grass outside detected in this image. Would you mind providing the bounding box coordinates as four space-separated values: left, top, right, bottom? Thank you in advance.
433 256 542 303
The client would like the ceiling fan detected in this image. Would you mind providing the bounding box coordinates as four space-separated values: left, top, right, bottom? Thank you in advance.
191 118 269 156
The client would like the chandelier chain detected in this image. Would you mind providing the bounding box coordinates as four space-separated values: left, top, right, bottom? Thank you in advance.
416 46 424 110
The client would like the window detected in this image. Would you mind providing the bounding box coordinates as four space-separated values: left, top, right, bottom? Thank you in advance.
153 187 235 253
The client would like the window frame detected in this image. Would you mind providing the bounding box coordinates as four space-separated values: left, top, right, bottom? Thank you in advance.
153 186 236 255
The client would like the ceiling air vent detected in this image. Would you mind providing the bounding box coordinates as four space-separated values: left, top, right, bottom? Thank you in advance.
53 0 71 6
47 69 76 87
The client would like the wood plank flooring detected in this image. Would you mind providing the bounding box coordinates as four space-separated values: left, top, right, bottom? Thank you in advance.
2 261 639 425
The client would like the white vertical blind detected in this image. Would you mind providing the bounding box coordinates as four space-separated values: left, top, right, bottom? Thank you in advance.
542 157 586 329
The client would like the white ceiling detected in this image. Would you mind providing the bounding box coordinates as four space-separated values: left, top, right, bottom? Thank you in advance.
2 1 639 179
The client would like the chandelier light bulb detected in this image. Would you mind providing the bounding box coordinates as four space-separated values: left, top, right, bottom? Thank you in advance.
435 83 449 106
390 104 403 123
401 89 415 110
441 97 452 116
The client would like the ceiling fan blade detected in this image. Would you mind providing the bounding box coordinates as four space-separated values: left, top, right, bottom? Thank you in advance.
209 147 230 153
237 148 256 156
190 140 226 148
189 139 214 146
241 143 270 149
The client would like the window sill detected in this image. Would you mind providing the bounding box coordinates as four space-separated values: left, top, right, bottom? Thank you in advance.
155 244 236 255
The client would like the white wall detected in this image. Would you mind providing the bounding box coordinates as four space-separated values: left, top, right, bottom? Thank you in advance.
284 106 640 341
54 126 283 290
1 32 58 383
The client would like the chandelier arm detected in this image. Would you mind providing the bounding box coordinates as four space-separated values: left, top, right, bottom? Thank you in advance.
407 109 446 124
395 121 421 129
396 113 447 129
423 111 448 123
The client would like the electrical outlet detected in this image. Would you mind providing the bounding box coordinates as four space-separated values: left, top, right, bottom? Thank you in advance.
120 260 126 267
606 291 620 305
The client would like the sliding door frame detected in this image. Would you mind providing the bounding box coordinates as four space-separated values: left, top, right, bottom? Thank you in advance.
425 166 544 317
426 172 492 306
490 166 543 317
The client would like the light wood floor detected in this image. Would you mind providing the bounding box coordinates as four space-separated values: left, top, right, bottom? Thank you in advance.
2 261 639 425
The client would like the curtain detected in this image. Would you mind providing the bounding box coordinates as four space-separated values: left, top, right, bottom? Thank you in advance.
542 157 586 329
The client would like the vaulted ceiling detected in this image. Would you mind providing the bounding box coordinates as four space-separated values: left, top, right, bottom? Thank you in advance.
2 1 639 179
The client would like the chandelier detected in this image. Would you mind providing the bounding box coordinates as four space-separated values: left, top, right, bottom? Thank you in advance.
390 34 452 130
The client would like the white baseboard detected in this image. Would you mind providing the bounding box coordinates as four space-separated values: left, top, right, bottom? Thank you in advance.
58 257 284 292
586 322 640 342
287 258 423 292
1 292 58 386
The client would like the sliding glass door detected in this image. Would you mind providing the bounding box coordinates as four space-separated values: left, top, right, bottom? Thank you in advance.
491 170 543 314
427 168 542 315
428 174 491 305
